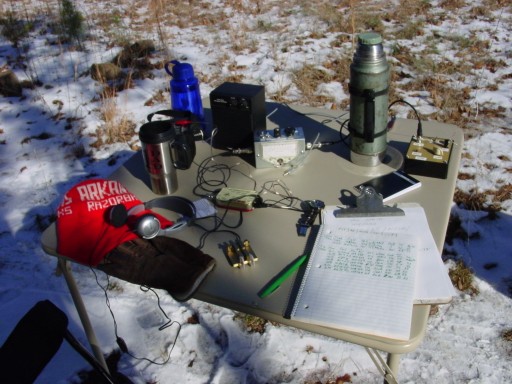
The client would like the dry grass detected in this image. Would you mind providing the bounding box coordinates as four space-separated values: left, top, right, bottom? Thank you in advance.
4 0 506 133
453 189 498 213
3 2 512 381
97 100 136 146
292 64 336 106
396 0 432 19
503 329 512 342
144 89 168 107
449 260 479 295
292 0 509 126
489 184 512 205
304 374 353 384
304 0 389 35
233 313 270 334
453 183 512 215
4 0 511 197
439 0 467 10
91 87 136 148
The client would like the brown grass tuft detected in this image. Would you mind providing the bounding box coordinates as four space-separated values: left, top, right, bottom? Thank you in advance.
93 89 136 147
490 184 512 204
453 189 496 212
233 313 270 334
502 329 512 342
449 260 479 295
292 64 337 106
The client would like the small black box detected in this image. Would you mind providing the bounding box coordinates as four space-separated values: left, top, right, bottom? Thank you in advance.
210 82 266 149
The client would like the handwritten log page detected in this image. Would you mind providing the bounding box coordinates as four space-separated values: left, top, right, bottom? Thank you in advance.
290 208 419 340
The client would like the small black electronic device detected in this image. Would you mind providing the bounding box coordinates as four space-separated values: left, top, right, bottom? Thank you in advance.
354 170 421 202
210 82 266 149
109 196 196 239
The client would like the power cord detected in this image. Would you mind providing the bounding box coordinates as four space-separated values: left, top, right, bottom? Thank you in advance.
388 99 423 137
281 103 350 149
192 153 257 198
90 268 181 366
189 197 245 250
190 154 309 249
258 179 303 211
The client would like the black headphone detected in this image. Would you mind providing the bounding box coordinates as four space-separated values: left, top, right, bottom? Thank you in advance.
109 196 196 239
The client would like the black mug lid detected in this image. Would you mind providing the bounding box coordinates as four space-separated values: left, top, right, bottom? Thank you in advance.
139 120 175 144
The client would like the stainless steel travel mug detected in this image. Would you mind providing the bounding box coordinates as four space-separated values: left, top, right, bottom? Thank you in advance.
139 120 178 195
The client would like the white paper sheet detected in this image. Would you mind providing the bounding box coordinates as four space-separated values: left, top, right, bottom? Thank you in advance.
289 205 455 340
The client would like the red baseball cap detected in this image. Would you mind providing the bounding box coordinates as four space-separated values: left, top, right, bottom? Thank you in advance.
56 179 172 266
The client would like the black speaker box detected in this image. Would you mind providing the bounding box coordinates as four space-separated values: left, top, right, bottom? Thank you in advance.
210 82 266 149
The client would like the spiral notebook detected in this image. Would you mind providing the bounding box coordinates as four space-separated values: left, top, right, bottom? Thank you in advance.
287 206 424 341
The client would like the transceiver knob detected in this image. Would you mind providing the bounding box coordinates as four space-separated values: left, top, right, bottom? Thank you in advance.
284 127 296 136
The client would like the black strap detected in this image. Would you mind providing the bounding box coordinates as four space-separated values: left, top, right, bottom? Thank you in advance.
348 123 387 140
348 86 388 99
349 86 388 143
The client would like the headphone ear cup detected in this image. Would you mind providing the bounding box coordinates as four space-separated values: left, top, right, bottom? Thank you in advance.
109 204 128 227
135 214 161 239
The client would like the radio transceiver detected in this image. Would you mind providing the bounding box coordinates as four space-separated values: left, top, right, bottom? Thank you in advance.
253 127 306 169
404 135 453 179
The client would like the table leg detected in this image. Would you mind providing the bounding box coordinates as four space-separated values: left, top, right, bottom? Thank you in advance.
58 259 110 373
365 348 399 384
385 353 400 384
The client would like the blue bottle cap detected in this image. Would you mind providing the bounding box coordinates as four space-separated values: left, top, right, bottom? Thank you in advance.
169 60 195 81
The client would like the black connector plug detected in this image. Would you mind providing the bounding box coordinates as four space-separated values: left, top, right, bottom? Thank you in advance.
116 337 128 353
252 196 268 208
417 120 423 138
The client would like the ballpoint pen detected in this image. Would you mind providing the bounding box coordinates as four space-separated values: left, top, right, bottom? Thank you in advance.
258 254 309 298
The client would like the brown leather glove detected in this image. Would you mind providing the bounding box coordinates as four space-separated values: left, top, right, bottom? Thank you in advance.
98 237 215 301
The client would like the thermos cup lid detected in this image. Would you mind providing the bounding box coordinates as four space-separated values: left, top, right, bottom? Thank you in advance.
358 32 382 45
139 120 175 144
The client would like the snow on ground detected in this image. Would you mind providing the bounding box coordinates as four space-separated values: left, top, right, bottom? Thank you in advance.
1 1 512 383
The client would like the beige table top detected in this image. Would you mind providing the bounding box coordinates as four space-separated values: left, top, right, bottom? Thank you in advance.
42 102 463 354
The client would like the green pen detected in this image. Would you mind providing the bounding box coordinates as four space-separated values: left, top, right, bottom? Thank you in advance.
258 254 309 298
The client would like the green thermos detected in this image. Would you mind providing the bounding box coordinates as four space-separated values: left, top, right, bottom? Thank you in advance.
349 32 390 167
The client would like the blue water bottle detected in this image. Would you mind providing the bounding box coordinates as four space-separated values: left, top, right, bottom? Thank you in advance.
165 60 207 137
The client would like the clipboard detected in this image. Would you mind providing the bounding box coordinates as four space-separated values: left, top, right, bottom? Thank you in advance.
334 185 405 218
284 186 454 340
